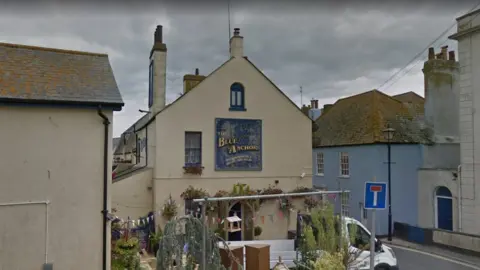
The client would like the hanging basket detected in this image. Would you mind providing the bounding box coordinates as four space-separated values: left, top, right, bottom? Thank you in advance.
183 165 204 175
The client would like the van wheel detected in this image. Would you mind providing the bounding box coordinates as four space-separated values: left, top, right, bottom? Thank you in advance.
374 265 390 270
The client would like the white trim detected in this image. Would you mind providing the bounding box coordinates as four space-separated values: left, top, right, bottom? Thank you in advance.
316 152 324 175
339 152 349 177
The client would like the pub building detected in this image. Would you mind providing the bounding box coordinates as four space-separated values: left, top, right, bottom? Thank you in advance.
112 26 313 241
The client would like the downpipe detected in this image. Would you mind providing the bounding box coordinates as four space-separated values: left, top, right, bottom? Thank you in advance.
457 165 462 232
97 107 110 270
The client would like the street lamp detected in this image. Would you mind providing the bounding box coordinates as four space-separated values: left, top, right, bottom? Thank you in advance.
383 124 395 241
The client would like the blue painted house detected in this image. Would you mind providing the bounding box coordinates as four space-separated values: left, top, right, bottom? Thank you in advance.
312 90 428 236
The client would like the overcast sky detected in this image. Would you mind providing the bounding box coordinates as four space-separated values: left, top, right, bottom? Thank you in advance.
0 1 477 137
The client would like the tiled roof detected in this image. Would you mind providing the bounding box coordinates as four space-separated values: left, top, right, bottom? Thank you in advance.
0 42 124 108
393 91 425 116
114 113 150 155
313 90 430 147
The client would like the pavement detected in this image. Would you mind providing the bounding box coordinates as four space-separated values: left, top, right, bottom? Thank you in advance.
384 238 480 270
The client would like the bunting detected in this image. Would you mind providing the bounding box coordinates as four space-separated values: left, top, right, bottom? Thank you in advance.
111 206 299 228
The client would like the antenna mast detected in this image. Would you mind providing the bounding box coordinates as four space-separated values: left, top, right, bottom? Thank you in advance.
228 0 231 39
300 86 303 106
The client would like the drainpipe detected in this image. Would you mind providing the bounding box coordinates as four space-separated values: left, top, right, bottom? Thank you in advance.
97 107 110 270
457 165 462 232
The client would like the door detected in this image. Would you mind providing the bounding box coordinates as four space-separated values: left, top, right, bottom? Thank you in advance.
435 186 453 231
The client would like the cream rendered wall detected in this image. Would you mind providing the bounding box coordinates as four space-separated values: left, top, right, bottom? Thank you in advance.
112 168 153 220
153 56 312 235
0 106 112 270
417 169 459 230
456 11 480 235
111 121 156 223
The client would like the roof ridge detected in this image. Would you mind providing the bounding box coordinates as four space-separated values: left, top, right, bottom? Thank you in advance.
393 91 424 99
336 89 377 103
0 42 108 57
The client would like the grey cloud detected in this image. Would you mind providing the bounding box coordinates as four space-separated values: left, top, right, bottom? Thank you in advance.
0 1 478 136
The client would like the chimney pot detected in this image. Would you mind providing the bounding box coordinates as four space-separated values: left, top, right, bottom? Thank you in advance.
428 47 435 60
154 25 163 43
234 28 240 36
448 51 456 61
314 100 319 109
310 99 315 108
195 68 199 75
441 46 448 60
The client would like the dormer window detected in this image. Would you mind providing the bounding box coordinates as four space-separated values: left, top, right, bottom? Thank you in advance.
229 83 246 111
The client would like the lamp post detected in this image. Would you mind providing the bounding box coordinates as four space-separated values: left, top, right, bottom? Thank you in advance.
383 124 395 241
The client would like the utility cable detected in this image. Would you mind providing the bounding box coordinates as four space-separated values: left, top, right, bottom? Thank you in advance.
378 2 480 90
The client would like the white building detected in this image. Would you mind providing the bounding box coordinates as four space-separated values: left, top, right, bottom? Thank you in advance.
449 8 480 235
0 43 124 269
417 45 461 231
112 26 313 240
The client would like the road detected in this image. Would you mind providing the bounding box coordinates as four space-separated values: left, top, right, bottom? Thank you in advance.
392 246 480 270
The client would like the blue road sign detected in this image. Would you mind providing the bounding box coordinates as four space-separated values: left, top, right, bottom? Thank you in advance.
364 182 387 210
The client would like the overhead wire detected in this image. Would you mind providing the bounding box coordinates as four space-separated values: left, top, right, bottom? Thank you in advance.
377 2 480 91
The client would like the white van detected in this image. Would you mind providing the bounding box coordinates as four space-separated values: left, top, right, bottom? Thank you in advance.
219 216 398 269
342 217 398 270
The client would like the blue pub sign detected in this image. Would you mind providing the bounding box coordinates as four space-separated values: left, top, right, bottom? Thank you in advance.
215 118 262 171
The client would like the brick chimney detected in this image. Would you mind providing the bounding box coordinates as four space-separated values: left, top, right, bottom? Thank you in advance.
149 25 167 114
183 68 206 94
310 99 315 109
229 28 244 58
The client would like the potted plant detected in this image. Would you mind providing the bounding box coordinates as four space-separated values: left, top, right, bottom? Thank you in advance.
183 164 204 175
304 196 319 210
112 237 141 270
181 186 209 200
254 226 263 239
149 226 163 255
162 194 178 221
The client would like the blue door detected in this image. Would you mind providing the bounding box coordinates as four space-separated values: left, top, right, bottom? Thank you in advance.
436 187 453 231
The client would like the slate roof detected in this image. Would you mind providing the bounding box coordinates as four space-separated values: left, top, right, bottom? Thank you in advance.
114 113 150 156
0 42 124 109
313 90 430 147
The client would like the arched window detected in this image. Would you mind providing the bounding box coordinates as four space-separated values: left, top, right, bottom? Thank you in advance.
230 83 246 111
436 186 452 197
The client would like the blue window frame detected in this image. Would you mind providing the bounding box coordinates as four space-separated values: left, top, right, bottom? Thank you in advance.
185 132 202 166
148 61 154 108
229 83 246 111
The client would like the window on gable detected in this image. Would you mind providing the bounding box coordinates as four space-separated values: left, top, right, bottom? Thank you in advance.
316 152 324 175
148 61 154 108
340 152 349 177
229 83 246 111
185 132 202 166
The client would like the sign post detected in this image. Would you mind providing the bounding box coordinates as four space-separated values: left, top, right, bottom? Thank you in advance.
364 179 387 270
